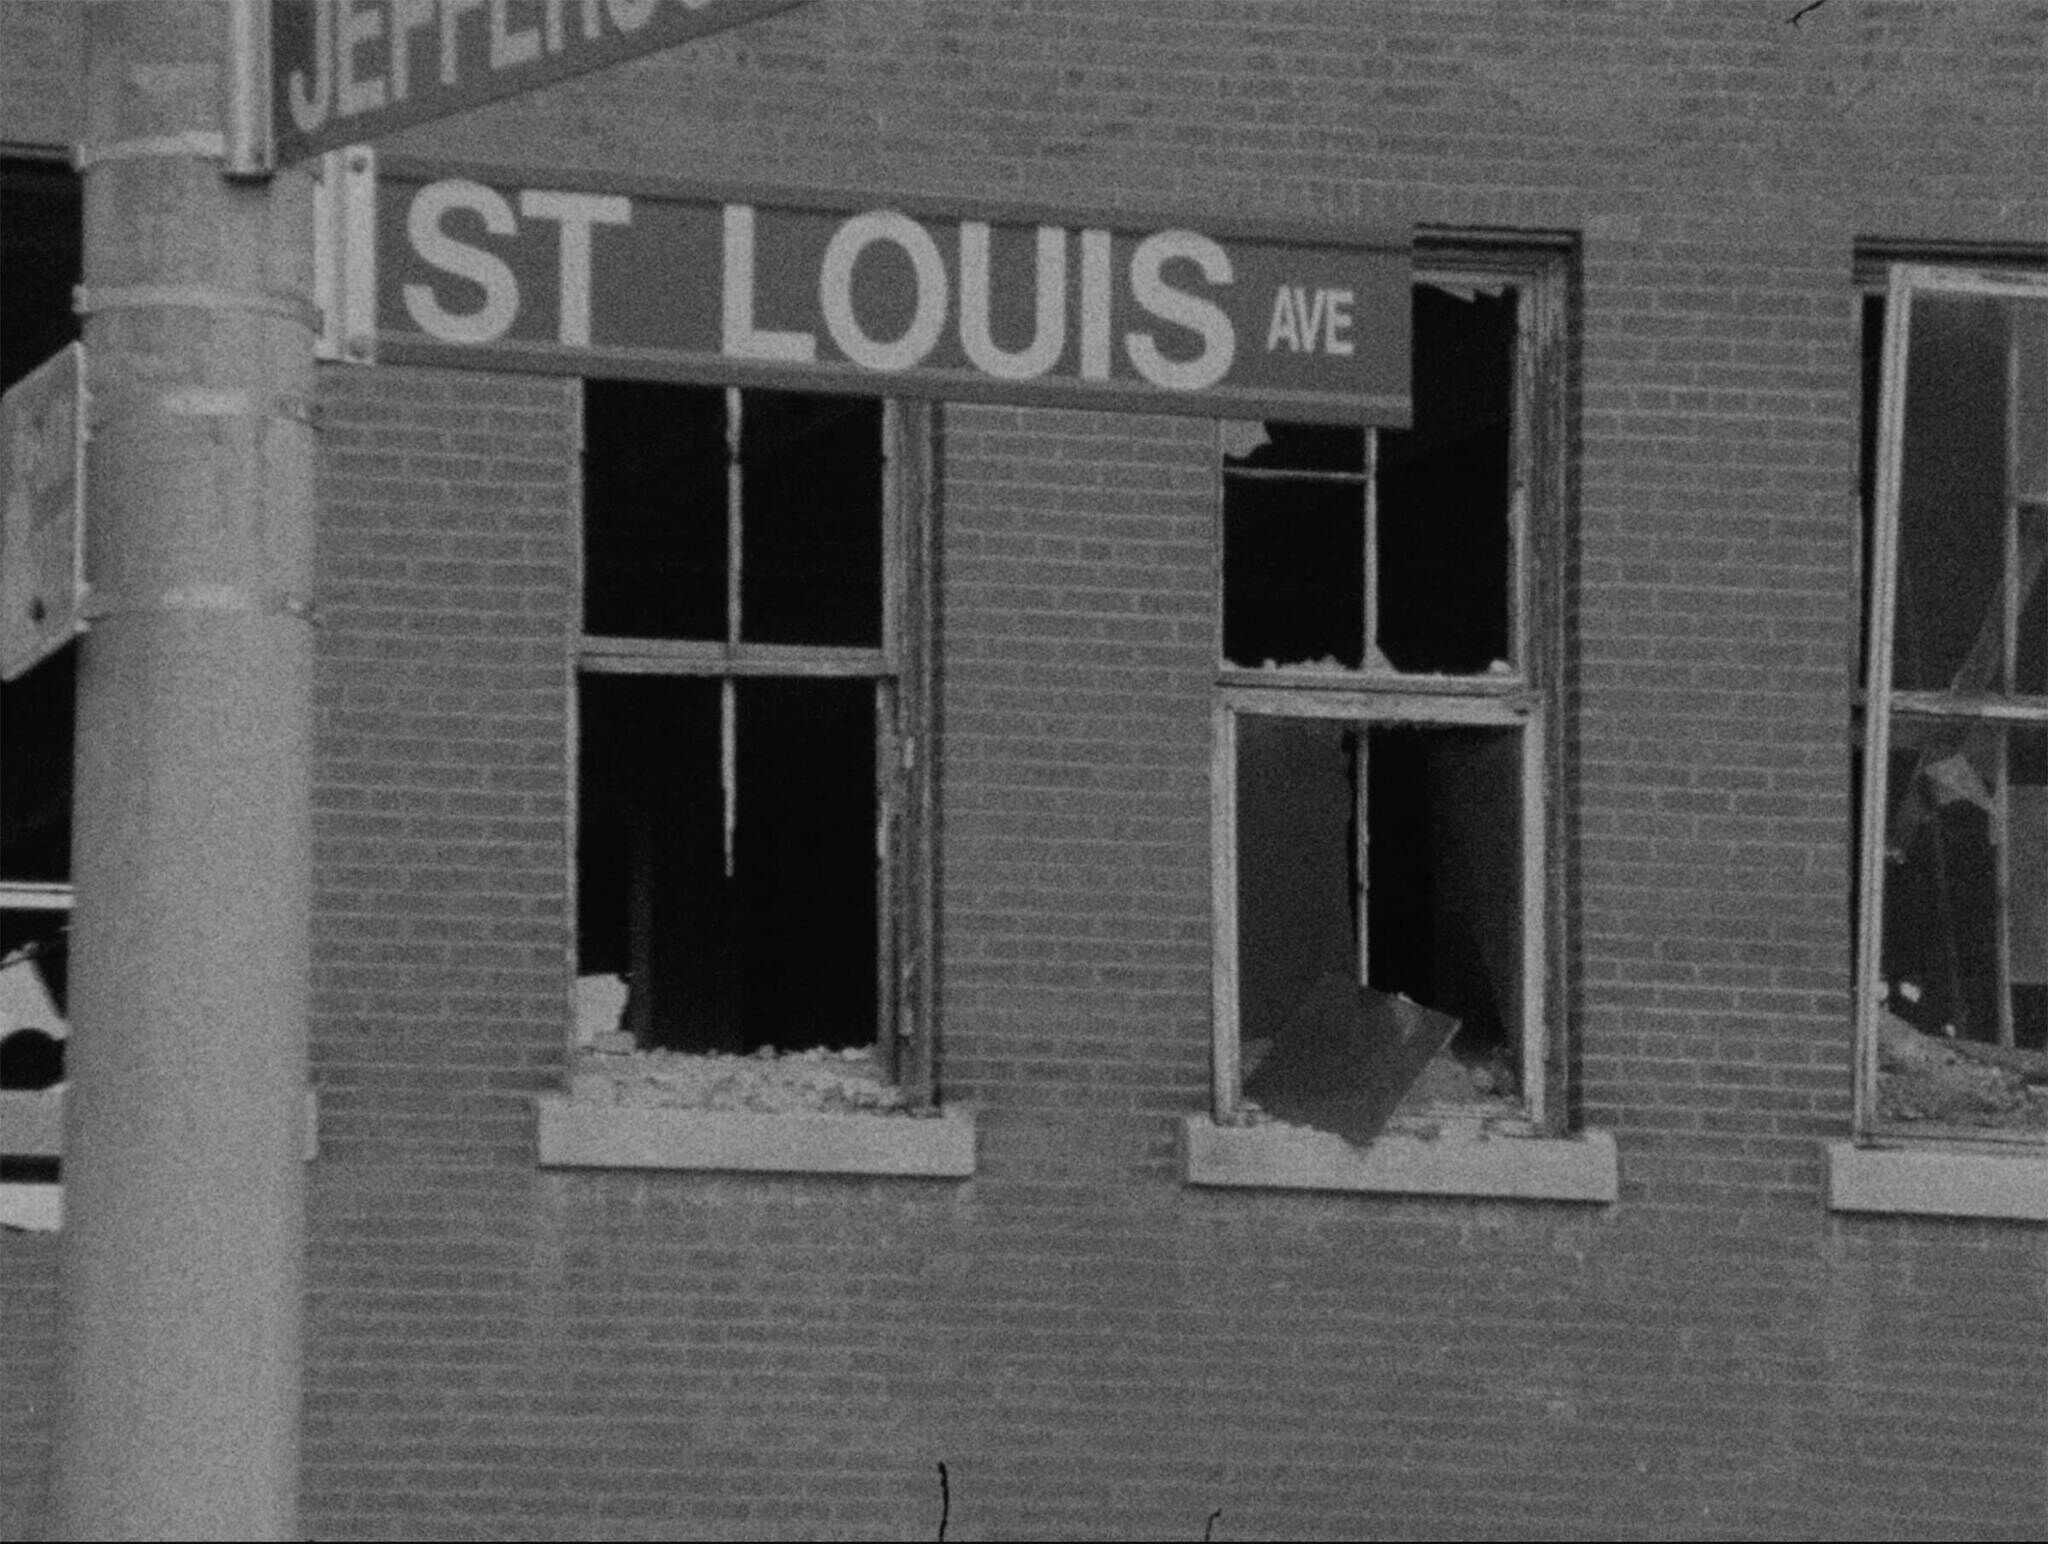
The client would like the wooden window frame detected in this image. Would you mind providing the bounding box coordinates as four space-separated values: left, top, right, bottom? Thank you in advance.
1854 262 2048 1145
1211 242 1571 1136
572 386 938 1105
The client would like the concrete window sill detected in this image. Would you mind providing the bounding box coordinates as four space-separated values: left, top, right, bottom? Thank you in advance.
535 1095 977 1178
1825 1141 2048 1222
1182 1115 1618 1202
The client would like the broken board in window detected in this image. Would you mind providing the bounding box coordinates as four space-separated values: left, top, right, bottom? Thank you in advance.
1241 973 1460 1146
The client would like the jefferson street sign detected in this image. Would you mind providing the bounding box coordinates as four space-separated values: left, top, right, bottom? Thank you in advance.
348 157 1412 425
272 0 815 165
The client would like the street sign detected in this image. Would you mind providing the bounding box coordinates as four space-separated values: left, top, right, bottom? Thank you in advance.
0 345 86 683
271 0 817 166
335 156 1412 425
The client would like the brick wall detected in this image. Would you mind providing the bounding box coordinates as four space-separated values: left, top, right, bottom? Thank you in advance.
7 3 2048 1538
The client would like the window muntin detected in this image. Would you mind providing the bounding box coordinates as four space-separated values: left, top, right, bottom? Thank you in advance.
1214 254 1562 1139
1858 266 2048 1139
576 382 931 1097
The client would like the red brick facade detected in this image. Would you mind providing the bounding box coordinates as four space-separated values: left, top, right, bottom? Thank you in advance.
5 3 2047 1537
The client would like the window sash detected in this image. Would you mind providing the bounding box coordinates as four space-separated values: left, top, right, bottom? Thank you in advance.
1856 264 2048 1138
1212 247 1565 1134
573 391 934 1100
1212 697 1548 1131
1219 264 1544 686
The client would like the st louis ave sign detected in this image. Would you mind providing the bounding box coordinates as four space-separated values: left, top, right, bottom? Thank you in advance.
344 158 1413 425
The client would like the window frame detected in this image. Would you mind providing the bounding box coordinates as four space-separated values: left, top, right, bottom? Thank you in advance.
0 151 82 1219
1210 240 1571 1138
1854 261 2048 1146
570 383 938 1105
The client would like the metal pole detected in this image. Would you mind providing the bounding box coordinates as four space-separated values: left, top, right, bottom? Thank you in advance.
53 3 313 1537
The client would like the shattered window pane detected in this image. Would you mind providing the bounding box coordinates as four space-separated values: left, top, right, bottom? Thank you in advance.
1876 719 2048 1127
1223 420 1365 473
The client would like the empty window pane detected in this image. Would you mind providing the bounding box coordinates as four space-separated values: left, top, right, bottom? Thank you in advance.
0 646 73 883
1367 724 1523 1079
733 679 878 1050
576 673 878 1055
740 392 884 648
578 675 725 1049
1376 285 1516 675
583 380 728 640
1223 478 1366 669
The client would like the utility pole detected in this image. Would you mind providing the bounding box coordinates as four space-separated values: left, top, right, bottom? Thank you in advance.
53 3 313 1537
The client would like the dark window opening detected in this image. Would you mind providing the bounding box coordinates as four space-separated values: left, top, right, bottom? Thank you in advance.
1 155 83 394
577 675 878 1055
582 381 728 641
1377 285 1516 674
0 643 73 883
582 383 885 648
577 383 897 1065
739 392 884 648
1224 477 1366 669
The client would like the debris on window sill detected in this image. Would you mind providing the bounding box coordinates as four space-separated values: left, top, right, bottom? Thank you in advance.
570 1036 912 1116
537 1079 975 1177
1249 654 1355 673
1876 1010 2048 1132
1233 656 1520 680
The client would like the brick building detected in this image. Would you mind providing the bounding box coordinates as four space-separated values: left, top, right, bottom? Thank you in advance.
3 1 2047 1538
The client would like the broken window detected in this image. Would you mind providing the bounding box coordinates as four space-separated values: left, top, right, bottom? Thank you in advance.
1857 266 2048 1137
1215 249 1565 1141
576 383 935 1102
1 154 81 1214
